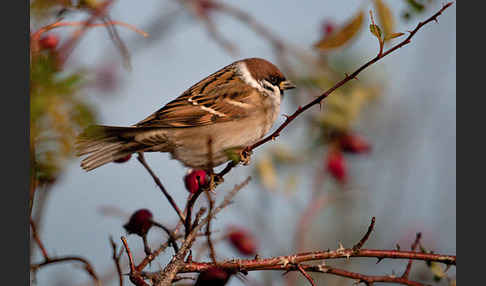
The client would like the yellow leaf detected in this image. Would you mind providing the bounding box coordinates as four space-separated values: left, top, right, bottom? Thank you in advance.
315 86 380 132
317 112 351 132
429 262 446 280
256 155 277 191
374 0 395 41
270 145 299 164
314 11 364 51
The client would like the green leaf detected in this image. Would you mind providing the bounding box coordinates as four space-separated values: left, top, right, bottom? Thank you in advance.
70 98 97 128
406 0 425 12
369 24 382 40
224 148 241 164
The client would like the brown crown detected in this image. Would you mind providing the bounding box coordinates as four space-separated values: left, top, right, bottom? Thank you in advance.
241 58 286 84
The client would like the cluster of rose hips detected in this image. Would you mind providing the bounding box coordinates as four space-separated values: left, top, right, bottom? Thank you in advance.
122 166 262 285
123 170 212 238
326 132 371 183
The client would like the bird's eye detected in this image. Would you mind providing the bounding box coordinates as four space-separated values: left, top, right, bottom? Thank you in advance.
261 80 275 92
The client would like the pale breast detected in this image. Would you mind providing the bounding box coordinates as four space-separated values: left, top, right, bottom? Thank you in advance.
167 102 280 168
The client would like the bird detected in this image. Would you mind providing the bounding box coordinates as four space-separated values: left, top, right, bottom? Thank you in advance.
75 57 296 171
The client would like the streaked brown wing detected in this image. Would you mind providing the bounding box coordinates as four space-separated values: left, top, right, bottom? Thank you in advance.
135 73 260 128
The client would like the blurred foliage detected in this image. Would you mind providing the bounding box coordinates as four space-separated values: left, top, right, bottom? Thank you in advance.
402 0 433 21
374 0 395 41
30 0 101 187
253 0 437 190
314 11 364 52
29 0 440 192
30 0 132 189
254 63 382 188
30 48 97 184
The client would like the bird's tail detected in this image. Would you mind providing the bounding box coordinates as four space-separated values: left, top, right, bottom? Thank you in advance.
75 125 151 171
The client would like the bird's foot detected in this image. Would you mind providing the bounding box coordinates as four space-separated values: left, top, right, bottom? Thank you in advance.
210 172 224 189
239 148 252 166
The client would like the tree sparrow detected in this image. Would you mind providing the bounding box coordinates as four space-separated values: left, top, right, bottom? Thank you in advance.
76 58 296 171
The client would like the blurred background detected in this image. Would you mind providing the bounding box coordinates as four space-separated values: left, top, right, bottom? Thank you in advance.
30 0 456 285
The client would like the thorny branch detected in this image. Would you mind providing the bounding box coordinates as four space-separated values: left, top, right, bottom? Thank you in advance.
176 248 456 271
56 0 114 65
402 232 423 279
137 152 186 223
110 237 124 286
217 2 455 179
145 217 455 286
294 264 426 286
30 219 101 286
205 137 218 263
151 221 180 253
117 178 251 286
31 256 100 286
30 218 49 261
353 217 376 251
296 264 316 286
185 185 205 237
30 20 148 44
205 189 217 263
136 234 182 272
145 178 250 286
122 236 150 286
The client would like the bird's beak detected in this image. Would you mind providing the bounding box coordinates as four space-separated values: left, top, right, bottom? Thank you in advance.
280 80 296 90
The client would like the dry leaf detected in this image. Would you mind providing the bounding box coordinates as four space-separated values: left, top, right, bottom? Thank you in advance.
314 11 364 51
384 32 405 41
374 0 395 41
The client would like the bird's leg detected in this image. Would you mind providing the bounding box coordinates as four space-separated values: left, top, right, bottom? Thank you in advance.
211 173 224 188
212 146 252 186
205 167 218 193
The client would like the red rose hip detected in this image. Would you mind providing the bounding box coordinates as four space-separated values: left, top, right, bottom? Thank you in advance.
39 34 59 50
195 266 231 286
123 209 153 237
184 169 209 193
227 226 257 256
339 133 371 154
326 150 347 183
